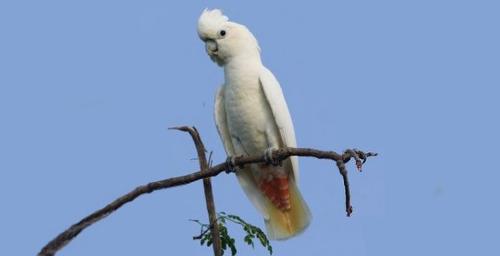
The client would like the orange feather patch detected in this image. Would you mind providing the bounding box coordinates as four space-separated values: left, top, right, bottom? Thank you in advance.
259 176 291 211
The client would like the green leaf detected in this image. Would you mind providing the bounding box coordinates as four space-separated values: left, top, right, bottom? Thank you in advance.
191 212 273 256
268 244 273 255
221 238 227 250
244 235 254 247
228 238 237 256
200 235 207 245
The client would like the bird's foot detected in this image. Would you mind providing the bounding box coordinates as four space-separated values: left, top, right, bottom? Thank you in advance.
225 156 237 173
263 147 281 166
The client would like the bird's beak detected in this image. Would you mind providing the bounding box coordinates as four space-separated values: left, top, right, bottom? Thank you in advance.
205 39 218 57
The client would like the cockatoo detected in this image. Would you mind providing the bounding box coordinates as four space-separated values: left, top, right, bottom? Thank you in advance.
197 9 311 240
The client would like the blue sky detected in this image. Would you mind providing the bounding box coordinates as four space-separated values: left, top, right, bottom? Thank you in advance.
1 1 499 255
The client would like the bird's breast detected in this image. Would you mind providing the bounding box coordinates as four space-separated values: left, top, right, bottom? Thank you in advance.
223 78 273 155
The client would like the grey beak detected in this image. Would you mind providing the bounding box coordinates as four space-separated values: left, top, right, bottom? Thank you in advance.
205 40 218 55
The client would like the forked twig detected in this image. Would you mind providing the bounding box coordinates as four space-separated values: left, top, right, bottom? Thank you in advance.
170 126 222 256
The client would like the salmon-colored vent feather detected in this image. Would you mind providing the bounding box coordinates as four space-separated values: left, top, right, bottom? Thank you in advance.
259 176 291 211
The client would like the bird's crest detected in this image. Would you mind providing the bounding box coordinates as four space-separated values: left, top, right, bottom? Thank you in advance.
197 9 228 40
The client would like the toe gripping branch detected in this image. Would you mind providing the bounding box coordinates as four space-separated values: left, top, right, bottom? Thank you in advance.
225 156 237 173
264 147 282 166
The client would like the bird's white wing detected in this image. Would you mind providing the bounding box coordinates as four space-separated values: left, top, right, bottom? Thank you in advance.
259 67 300 182
214 85 235 155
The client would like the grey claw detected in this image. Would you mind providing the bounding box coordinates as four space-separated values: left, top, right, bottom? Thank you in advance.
225 156 237 173
264 148 280 166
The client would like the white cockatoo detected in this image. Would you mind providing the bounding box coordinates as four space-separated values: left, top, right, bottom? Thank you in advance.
197 9 311 240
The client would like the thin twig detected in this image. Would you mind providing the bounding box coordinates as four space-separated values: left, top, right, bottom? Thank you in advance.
345 149 362 172
170 126 222 256
192 224 212 240
38 146 376 256
336 159 352 216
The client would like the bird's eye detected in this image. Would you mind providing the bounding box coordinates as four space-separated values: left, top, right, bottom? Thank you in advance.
219 30 226 37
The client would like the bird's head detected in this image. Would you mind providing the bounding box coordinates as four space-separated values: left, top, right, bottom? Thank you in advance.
197 9 260 66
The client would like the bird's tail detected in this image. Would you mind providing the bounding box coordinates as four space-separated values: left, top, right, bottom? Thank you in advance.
264 179 311 240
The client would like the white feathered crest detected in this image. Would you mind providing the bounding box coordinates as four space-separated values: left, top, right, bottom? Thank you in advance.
197 9 228 40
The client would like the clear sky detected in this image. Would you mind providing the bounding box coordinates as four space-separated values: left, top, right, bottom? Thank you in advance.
1 1 499 255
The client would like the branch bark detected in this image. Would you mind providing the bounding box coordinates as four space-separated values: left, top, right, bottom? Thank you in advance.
38 138 376 256
171 126 222 256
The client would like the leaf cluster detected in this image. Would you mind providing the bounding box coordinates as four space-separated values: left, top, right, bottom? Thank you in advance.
191 212 272 255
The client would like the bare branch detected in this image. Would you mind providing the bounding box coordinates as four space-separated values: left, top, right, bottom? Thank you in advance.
336 159 352 216
38 145 377 256
171 126 222 256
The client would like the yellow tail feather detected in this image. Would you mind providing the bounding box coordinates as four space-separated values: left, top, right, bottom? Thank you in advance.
264 179 311 240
